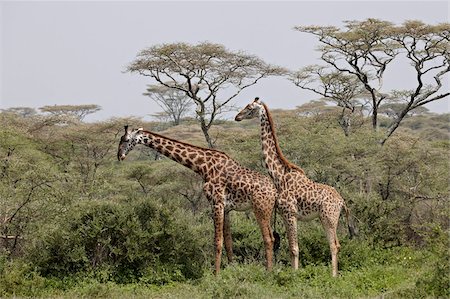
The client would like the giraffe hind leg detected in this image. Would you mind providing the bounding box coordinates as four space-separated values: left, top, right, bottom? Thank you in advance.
254 205 274 271
328 228 340 277
321 213 340 277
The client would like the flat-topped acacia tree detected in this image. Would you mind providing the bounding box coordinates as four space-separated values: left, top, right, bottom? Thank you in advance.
143 85 193 126
127 42 286 148
291 19 449 144
39 104 101 122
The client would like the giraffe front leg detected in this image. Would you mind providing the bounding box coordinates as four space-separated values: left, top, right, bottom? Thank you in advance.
279 196 299 270
286 216 299 270
223 211 233 264
280 207 299 270
254 207 274 271
204 182 226 275
212 202 225 275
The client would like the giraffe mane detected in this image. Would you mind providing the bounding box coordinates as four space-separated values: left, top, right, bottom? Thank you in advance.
140 129 230 157
261 102 305 174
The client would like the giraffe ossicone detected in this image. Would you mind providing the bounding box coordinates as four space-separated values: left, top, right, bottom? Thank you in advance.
117 125 278 275
235 97 356 277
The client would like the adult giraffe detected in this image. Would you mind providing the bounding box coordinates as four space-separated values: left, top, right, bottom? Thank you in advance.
117 125 277 275
235 98 355 277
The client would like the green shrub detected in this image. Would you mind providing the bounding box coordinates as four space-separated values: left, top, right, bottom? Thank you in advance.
0 259 46 297
415 226 450 297
26 198 209 283
229 213 268 264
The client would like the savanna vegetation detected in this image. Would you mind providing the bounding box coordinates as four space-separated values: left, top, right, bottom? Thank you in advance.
1 103 448 298
1 18 448 298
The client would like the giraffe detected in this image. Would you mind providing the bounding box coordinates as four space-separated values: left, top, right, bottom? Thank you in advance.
235 98 355 277
117 125 277 275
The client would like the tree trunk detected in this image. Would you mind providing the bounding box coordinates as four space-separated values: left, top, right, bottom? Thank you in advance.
381 107 410 145
200 119 214 148
372 102 378 131
338 111 351 137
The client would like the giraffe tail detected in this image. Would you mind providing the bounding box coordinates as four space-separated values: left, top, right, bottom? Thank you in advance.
343 203 358 239
272 202 281 257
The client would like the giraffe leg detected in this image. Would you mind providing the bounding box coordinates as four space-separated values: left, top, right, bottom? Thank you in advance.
279 195 299 270
282 213 299 270
254 205 274 271
204 182 226 275
212 202 225 275
223 211 233 264
321 213 341 277
326 227 340 277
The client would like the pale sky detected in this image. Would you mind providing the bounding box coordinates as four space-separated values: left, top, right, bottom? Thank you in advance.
1 1 449 121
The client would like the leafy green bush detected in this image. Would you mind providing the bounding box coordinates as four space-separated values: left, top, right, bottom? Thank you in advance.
415 226 450 297
26 198 209 283
0 258 46 297
229 213 268 264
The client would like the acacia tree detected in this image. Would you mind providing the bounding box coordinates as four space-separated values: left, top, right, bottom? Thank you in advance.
379 95 430 119
292 19 449 144
143 85 193 125
1 107 37 118
0 130 61 255
127 42 286 148
39 104 101 121
384 20 449 143
291 66 369 135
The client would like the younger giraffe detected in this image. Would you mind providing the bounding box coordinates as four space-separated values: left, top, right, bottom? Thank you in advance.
235 98 355 277
117 125 277 275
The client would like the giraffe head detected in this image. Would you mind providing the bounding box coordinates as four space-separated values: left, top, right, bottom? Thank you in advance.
234 97 263 121
117 125 144 161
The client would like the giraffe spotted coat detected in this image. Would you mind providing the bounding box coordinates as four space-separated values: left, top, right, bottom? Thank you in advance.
235 98 353 277
117 125 277 275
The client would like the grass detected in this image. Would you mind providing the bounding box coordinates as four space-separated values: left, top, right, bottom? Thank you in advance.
38 264 421 299
1 246 436 299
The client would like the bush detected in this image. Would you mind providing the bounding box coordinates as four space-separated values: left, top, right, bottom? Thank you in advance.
415 226 450 297
26 198 210 283
229 213 268 264
0 258 46 297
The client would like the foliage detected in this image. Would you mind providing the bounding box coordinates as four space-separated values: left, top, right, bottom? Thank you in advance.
0 128 65 256
39 104 101 121
0 105 448 297
26 198 209 283
127 42 286 147
144 85 193 125
0 258 47 297
0 245 440 298
414 225 450 297
292 19 450 143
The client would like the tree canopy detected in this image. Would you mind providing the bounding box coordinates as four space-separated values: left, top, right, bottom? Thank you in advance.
292 19 449 144
127 42 286 147
39 104 101 121
143 85 193 126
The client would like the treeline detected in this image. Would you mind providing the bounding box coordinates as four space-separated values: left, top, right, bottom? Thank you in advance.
0 106 448 296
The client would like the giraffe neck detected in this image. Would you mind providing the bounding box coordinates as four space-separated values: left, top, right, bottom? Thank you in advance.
259 103 304 183
136 130 215 176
